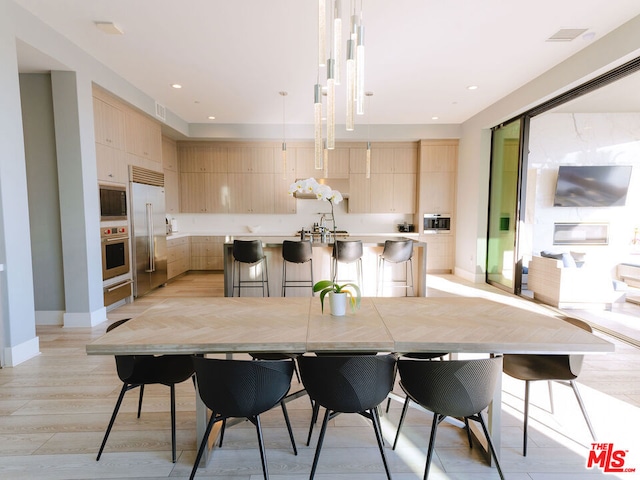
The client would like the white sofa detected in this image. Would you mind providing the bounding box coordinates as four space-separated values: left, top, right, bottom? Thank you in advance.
528 255 616 309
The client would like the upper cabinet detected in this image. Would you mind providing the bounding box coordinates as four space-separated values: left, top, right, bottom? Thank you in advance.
93 97 125 150
125 110 162 165
418 140 458 214
227 146 275 173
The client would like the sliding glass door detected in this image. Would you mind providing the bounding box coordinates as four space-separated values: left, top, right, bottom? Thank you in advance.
487 119 525 291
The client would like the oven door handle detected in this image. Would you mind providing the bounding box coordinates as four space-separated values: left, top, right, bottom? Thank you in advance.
146 203 155 272
103 235 129 243
105 279 133 293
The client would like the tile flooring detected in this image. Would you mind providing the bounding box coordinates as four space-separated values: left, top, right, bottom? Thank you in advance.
1 272 639 479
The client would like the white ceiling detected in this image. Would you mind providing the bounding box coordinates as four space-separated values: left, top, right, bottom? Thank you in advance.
13 0 640 128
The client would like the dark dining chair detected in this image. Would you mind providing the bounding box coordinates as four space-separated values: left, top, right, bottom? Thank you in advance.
96 318 195 463
503 316 597 456
281 240 314 296
298 354 396 480
189 357 296 480
331 239 363 288
395 356 505 480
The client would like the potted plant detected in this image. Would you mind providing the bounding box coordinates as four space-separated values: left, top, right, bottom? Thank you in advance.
313 280 361 316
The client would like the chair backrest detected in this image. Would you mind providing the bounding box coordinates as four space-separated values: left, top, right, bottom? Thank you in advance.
193 357 294 418
398 357 502 418
298 354 396 413
563 316 590 375
332 240 363 263
233 239 265 264
282 240 313 264
381 239 413 263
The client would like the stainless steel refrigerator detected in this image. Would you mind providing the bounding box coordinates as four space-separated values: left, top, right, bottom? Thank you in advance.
130 169 167 297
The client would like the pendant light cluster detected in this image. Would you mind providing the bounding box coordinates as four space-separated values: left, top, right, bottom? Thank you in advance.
314 0 366 170
280 91 288 180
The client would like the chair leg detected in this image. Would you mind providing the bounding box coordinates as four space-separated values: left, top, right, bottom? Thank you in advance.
392 395 411 450
137 384 144 418
263 257 270 297
523 380 530 456
464 417 473 449
309 408 331 480
219 418 226 447
476 413 506 480
548 380 555 414
570 380 597 442
97 383 128 461
371 408 393 480
407 258 414 297
170 384 177 463
280 401 298 455
424 413 441 480
253 415 269 480
306 401 320 446
189 414 218 480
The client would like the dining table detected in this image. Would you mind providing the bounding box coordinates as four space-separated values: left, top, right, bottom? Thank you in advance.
86 295 614 465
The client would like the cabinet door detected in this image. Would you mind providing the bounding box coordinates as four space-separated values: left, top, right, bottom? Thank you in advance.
96 143 127 184
93 97 125 150
228 146 275 173
250 173 275 213
393 174 417 213
370 174 395 213
349 148 367 174
326 147 350 178
295 147 318 179
162 136 178 171
394 147 418 173
206 173 230 213
371 148 394 174
348 173 371 213
165 169 180 214
179 172 207 212
125 111 161 162
274 149 297 213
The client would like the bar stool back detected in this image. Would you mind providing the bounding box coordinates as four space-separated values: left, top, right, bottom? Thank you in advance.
232 239 269 297
281 240 314 296
377 239 414 296
331 239 363 288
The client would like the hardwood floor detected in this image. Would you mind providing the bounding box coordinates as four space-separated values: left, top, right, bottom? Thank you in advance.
1 272 639 479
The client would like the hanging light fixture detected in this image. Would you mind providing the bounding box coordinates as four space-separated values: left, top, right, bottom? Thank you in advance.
324 140 329 177
345 36 355 131
355 0 365 115
318 0 326 66
326 58 336 150
280 91 287 179
365 91 373 178
333 0 342 86
314 83 323 169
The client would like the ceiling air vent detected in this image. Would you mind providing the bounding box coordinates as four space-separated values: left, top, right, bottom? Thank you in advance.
155 102 166 122
546 28 588 42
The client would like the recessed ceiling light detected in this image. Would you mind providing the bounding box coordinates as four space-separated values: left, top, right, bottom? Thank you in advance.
170 83 182 89
431 116 439 120
95 22 124 35
467 85 478 90
207 116 216 120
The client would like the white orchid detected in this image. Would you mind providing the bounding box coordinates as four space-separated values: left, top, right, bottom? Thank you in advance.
288 177 343 205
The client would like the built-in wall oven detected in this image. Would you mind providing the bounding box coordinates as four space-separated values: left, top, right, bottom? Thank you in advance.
101 224 132 306
423 213 451 233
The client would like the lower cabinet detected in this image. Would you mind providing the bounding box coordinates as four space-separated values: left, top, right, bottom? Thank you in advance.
190 236 225 270
167 236 190 279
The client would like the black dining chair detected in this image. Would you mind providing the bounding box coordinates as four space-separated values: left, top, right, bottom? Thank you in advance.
96 318 195 463
189 357 296 480
298 354 396 480
331 239 363 288
395 356 505 480
503 316 597 456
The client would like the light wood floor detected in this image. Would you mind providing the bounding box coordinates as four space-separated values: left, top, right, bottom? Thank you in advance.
1 272 639 479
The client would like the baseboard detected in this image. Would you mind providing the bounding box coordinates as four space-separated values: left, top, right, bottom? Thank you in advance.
35 310 64 326
3 336 40 367
63 307 107 327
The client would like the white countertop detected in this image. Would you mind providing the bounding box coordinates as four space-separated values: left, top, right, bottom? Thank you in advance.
168 231 419 240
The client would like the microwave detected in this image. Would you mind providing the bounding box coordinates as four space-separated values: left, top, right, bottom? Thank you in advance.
99 185 127 221
423 213 451 233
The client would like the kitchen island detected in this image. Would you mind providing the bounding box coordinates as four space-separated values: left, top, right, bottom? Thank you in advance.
222 235 427 297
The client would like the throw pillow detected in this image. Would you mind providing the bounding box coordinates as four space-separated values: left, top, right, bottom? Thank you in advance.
570 251 586 268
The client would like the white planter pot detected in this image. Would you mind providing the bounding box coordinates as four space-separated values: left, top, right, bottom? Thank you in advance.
329 292 347 317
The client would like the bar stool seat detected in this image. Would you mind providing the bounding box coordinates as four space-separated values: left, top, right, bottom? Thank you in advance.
331 239 363 288
232 239 269 297
282 240 314 297
377 239 414 296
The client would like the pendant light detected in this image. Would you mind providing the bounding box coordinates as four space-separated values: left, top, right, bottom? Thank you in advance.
333 0 342 86
318 0 326 67
355 1 365 115
314 83 323 169
365 91 373 178
324 140 329 177
280 91 287 179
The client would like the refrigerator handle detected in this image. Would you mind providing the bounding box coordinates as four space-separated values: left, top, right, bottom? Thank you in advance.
146 203 155 272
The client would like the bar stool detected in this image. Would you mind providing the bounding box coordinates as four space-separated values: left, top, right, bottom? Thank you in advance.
232 239 269 297
281 240 314 296
377 239 414 296
331 239 363 288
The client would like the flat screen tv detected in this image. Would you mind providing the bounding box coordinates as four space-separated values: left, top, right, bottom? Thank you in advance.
553 165 632 207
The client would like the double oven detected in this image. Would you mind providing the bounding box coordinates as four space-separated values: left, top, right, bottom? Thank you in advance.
100 184 132 307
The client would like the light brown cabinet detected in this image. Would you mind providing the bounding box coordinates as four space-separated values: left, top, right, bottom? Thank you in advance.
190 236 224 270
179 145 228 172
162 137 180 214
96 143 128 184
227 146 275 173
167 236 190 279
228 173 275 213
180 172 229 213
93 97 125 150
125 110 162 164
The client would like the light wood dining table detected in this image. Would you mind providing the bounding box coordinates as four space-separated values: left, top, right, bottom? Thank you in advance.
87 295 614 465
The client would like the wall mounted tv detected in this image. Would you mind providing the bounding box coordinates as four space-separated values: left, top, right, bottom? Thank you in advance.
553 165 632 207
